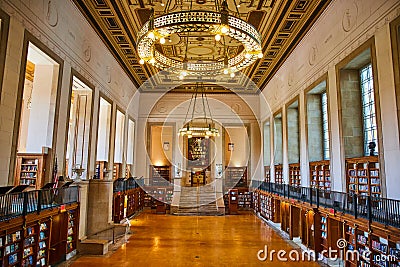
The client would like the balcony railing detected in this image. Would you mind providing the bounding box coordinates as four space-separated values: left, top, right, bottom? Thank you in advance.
0 186 79 222
113 177 142 193
251 181 400 229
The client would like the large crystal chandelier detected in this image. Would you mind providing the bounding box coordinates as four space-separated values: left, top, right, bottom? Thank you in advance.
179 82 219 139
137 0 263 77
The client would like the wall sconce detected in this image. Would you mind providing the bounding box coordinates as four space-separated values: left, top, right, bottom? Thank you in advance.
176 162 181 178
228 142 234 151
216 164 223 178
163 141 170 151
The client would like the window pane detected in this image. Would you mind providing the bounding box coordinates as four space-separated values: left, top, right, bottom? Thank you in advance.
360 64 378 156
321 92 330 160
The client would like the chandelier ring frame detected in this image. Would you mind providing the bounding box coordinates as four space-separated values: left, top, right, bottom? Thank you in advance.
137 10 263 76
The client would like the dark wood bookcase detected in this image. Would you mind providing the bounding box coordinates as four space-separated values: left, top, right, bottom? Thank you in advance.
275 164 283 184
264 166 271 182
289 163 301 187
346 156 380 197
14 153 47 189
225 166 247 188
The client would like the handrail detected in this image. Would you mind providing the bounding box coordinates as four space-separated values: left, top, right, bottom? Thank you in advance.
251 181 400 229
0 186 79 222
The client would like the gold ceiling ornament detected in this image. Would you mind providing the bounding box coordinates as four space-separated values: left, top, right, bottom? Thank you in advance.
137 0 263 78
178 82 219 139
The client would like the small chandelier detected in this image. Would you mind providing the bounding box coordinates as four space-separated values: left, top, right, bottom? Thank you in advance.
137 0 263 77
178 82 219 139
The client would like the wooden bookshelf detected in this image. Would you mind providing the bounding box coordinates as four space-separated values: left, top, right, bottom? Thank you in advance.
252 190 260 213
66 209 78 255
264 166 271 182
310 160 331 191
320 215 328 251
275 164 283 184
259 193 279 222
113 163 121 180
95 161 107 179
289 163 301 187
225 166 247 188
14 153 47 189
238 190 252 210
36 219 50 266
346 156 380 197
150 165 171 185
4 228 22 266
344 224 357 267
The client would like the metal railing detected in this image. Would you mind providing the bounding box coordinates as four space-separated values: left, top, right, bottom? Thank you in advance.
113 177 141 193
0 186 79 222
251 181 400 229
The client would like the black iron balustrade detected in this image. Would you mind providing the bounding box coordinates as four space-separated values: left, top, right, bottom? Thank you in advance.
0 186 79 222
251 181 400 229
113 177 141 193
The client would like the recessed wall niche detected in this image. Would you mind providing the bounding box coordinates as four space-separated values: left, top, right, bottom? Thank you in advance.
126 118 135 177
306 79 329 162
65 75 93 180
287 99 300 164
96 96 112 179
113 109 125 179
273 112 283 184
13 41 61 189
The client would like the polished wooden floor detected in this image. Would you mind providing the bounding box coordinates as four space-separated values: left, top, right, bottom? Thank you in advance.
69 211 320 266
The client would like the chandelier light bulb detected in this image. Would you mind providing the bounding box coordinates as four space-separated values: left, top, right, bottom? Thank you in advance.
223 68 229 75
149 57 156 64
139 59 145 65
181 70 187 77
179 75 184 80
221 26 229 34
245 53 251 59
215 34 221 41
230 72 235 78
258 52 263 58
148 31 155 39
160 37 166 44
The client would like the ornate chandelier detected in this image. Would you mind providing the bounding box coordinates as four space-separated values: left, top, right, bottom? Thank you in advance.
137 1 263 77
178 82 219 139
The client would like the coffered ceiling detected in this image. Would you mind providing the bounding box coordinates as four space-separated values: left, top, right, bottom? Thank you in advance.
72 0 331 93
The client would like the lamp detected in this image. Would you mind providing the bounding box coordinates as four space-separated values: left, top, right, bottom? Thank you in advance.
137 0 262 77
178 82 219 138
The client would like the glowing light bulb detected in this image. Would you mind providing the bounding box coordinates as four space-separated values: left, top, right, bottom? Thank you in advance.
230 72 235 78
149 58 155 64
160 37 166 44
179 75 184 80
223 69 229 75
215 34 221 41
245 53 251 59
221 26 229 34
181 70 187 77
258 52 263 59
139 59 145 65
148 31 155 39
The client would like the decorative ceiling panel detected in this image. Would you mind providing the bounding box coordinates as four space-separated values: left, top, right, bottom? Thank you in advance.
72 0 331 93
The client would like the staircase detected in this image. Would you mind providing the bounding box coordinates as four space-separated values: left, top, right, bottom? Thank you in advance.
172 184 224 216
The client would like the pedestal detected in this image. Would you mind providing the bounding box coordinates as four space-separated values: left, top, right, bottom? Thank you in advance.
86 179 113 236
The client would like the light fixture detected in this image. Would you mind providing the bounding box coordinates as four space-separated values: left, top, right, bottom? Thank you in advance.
178 82 219 138
137 1 262 76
